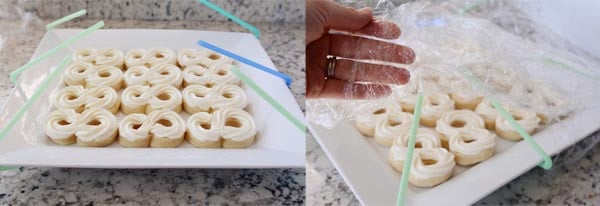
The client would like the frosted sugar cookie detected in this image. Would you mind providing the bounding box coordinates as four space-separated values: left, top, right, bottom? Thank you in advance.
373 111 413 147
63 62 123 90
420 94 455 127
53 85 120 113
182 84 247 114
186 108 256 148
119 110 185 148
177 48 233 68
125 48 177 68
495 106 540 141
182 64 240 87
435 110 485 148
121 84 182 114
73 48 125 68
124 63 183 88
448 128 495 166
45 108 118 147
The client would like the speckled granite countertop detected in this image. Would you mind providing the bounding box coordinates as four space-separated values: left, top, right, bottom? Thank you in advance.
0 1 305 204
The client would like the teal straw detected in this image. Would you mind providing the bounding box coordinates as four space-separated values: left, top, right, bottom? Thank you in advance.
0 166 16 171
229 66 305 132
0 55 72 142
459 68 552 169
10 21 104 83
457 0 488 15
197 0 260 38
541 56 600 81
396 93 424 206
46 9 87 30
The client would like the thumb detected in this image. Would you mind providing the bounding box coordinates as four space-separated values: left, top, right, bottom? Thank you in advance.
307 0 373 43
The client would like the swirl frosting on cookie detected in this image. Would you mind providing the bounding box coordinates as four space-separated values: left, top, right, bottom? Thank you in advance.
53 85 120 113
63 63 123 90
119 110 185 141
75 108 118 142
410 148 455 180
45 109 79 142
125 48 177 68
374 111 413 147
177 48 233 68
45 108 117 146
124 63 183 88
186 108 256 142
448 128 495 155
73 48 125 68
121 84 182 114
495 105 540 138
182 64 240 87
182 84 247 113
390 128 443 161
435 110 485 139
420 93 455 126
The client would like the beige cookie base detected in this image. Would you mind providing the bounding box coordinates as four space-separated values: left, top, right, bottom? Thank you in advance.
183 101 207 114
118 136 150 147
223 136 255 148
374 134 394 147
400 103 414 113
77 130 117 147
496 126 533 141
186 133 222 148
438 134 449 149
451 94 482 110
48 135 76 145
453 147 494 166
355 121 375 137
409 171 452 187
121 103 145 114
387 151 405 173
108 81 123 91
148 105 182 114
483 118 495 130
150 134 184 148
107 101 121 114
420 115 439 127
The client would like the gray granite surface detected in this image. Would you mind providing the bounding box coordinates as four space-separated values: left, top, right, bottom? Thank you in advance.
14 0 304 23
0 3 306 204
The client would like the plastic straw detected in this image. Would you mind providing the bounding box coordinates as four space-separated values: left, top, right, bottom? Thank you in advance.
396 93 424 206
197 0 260 38
198 40 292 86
229 66 305 132
457 0 488 15
541 56 600 81
46 9 87 30
10 21 104 83
459 68 553 169
0 55 72 142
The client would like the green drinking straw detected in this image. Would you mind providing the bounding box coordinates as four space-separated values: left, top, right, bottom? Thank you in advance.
229 66 305 132
46 9 87 30
459 68 552 169
10 21 104 83
0 55 72 142
396 93 424 206
197 0 260 38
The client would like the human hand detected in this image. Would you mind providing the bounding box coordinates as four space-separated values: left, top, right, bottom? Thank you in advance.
306 0 415 99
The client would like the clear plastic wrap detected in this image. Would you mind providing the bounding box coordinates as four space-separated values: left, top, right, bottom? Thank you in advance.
307 0 600 164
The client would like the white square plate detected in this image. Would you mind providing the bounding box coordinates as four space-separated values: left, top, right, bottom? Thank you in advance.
308 71 600 204
0 29 305 168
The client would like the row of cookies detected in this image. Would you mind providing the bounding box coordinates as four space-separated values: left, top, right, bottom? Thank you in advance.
64 61 240 90
73 47 233 69
52 83 247 115
354 93 542 187
45 108 256 148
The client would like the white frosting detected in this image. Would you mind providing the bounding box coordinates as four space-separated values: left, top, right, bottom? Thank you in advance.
45 109 79 140
182 64 240 86
125 48 177 68
475 99 498 122
354 106 389 133
374 112 413 146
495 106 540 134
177 48 233 68
182 84 247 112
435 110 485 138
73 48 124 67
186 108 256 142
122 84 182 113
390 128 442 161
410 148 455 180
53 86 119 112
86 65 123 89
449 128 495 155
398 94 417 112
124 63 182 87
75 108 118 142
119 110 185 141
63 63 123 88
422 94 455 120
